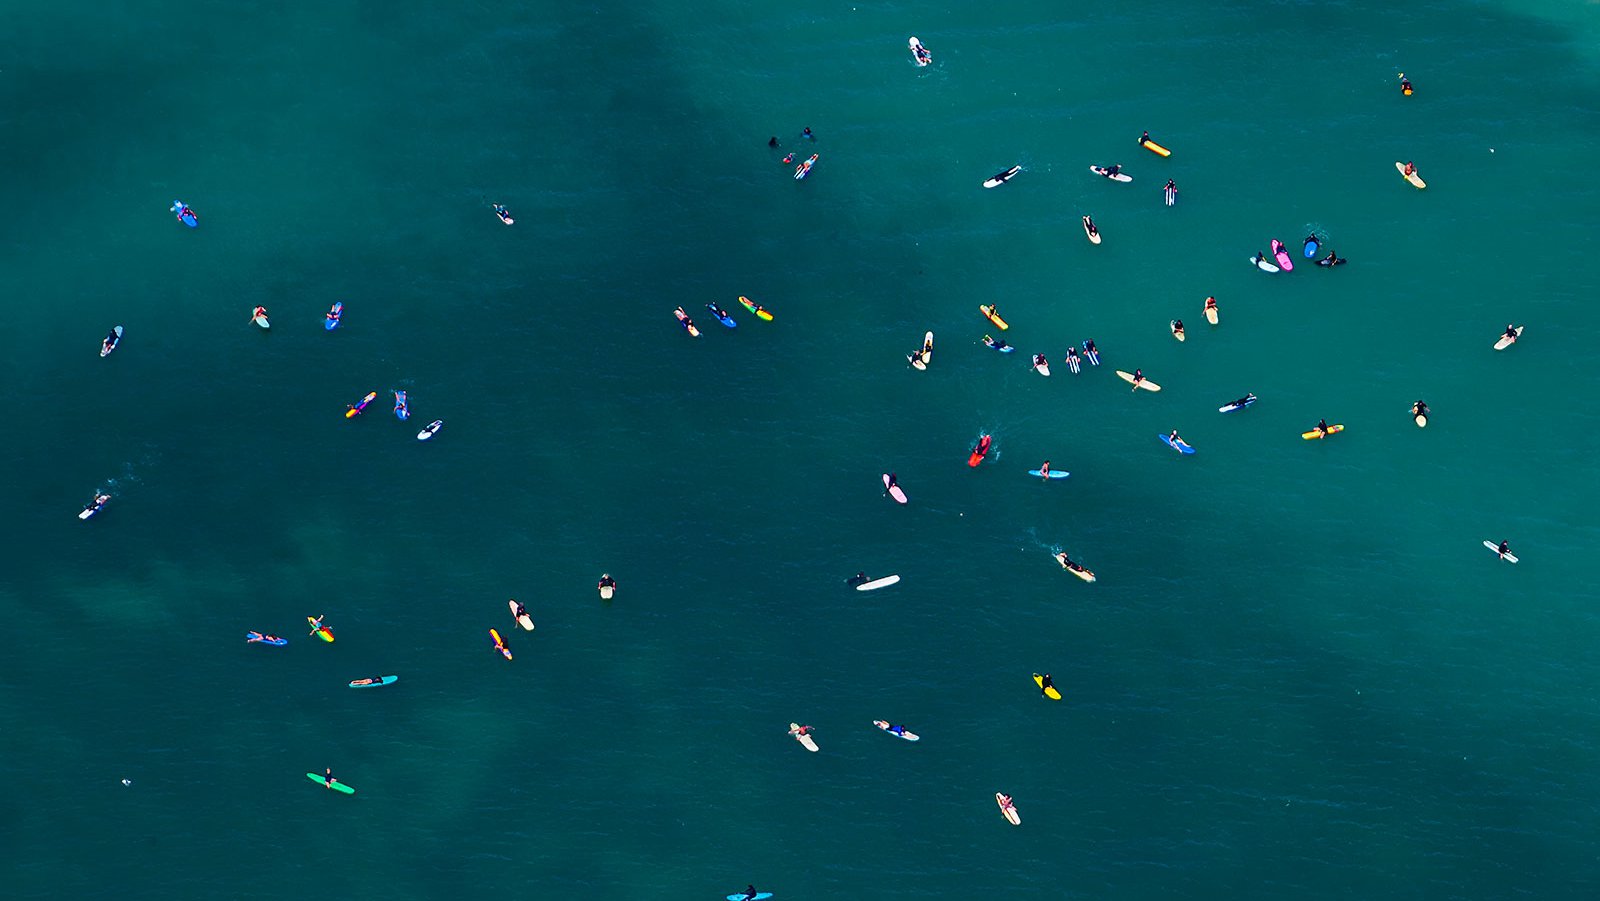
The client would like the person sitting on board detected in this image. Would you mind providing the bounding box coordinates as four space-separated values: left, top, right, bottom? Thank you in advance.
1065 346 1080 364
1172 320 1184 338
514 601 530 621
847 572 868 587
252 306 268 319
802 127 813 140
1039 460 1051 479
889 724 907 736
1413 400 1429 416
598 574 616 591
1132 368 1145 386
1503 324 1518 340
1140 131 1150 145
325 308 340 324
1497 540 1511 558
1084 216 1099 238
742 885 761 901
1315 419 1331 436
1400 77 1412 94
1168 430 1182 445
1403 161 1417 176
984 334 1010 351
909 349 925 366
324 768 338 789
998 793 1015 809
792 724 813 736
1164 178 1176 193
102 331 118 351
1205 297 1218 312
1033 353 1047 367
1318 250 1343 266
1055 552 1071 569
1103 164 1122 178
1232 394 1255 408
1039 673 1056 695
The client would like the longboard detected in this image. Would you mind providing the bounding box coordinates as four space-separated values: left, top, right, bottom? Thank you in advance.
348 676 398 688
983 166 1020 188
1089 166 1132 182
1493 326 1523 350
979 305 1008 330
882 474 908 504
508 600 535 631
873 720 920 741
490 627 512 660
100 326 123 357
306 773 355 794
1301 424 1346 440
1027 469 1069 480
1395 161 1426 189
996 793 1021 826
855 575 900 591
1250 255 1280 272
1032 674 1062 700
1483 540 1519 563
788 723 819 752
1116 370 1161 391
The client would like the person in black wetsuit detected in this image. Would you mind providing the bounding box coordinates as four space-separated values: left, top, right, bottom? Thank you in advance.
1318 250 1345 267
846 572 868 587
1039 673 1056 696
742 885 760 901
1497 540 1511 558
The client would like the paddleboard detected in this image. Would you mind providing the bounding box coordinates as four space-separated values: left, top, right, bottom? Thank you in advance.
1303 236 1320 258
1089 166 1132 182
794 153 817 180
1170 321 1185 342
1164 184 1176 206
726 894 775 901
1082 342 1100 365
246 631 286 646
418 419 443 440
1032 355 1051 376
873 720 920 741
1219 396 1256 413
1032 674 1062 700
788 723 819 752
1027 469 1069 480
1251 255 1280 273
508 600 535 631
882 474 908 504
996 793 1021 826
1271 239 1294 271
324 302 342 330
1204 303 1219 326
1483 540 1519 564
673 307 701 337
306 773 355 794
855 575 900 592
983 166 1021 188
1159 434 1196 454
1140 137 1171 157
1493 326 1523 350
1395 161 1426 189
345 391 377 419
99 326 123 358
1300 424 1346 440
1115 370 1161 391
738 296 774 321
909 36 930 67
979 305 1008 330
490 627 512 660
598 576 616 600
308 617 334 642
706 303 737 328
1082 216 1101 244
349 676 398 688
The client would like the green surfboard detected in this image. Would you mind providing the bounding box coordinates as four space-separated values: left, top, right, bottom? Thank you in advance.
306 773 355 794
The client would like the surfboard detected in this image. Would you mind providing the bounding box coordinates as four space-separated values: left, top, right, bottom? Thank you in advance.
1251 255 1280 272
306 773 355 794
508 600 535 631
1055 553 1096 582
1204 303 1219 325
1140 137 1171 157
920 331 933 365
983 166 1020 188
99 326 123 357
1300 424 1346 440
1116 370 1161 391
1160 434 1196 454
1483 540 1519 563
1032 355 1051 376
882 474 907 504
1170 321 1185 342
788 723 819 752
873 720 920 741
1272 240 1294 271
996 793 1021 826
1493 326 1523 350
1082 216 1101 244
349 676 398 688
1303 236 1320 258
1032 674 1062 700
1395 161 1426 189
979 305 1008 330
1164 184 1176 206
1219 396 1256 413
855 575 900 592
490 628 512 660
908 36 930 67
726 894 774 901
1090 166 1132 182
308 617 334 642
1027 469 1069 480
968 436 992 467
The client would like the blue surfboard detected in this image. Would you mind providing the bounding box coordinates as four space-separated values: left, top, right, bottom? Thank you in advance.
1303 236 1319 258
1027 469 1070 479
325 302 343 331
1082 341 1100 365
171 200 197 227
706 304 737 328
726 895 774 901
1159 434 1197 454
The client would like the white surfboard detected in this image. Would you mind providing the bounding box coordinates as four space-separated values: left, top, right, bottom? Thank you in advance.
1089 166 1132 182
598 575 615 600
1032 355 1051 376
855 575 901 591
417 419 443 440
874 720 920 741
882 474 907 504
507 600 535 631
1493 326 1523 350
1116 370 1162 392
788 723 819 752
1483 540 1519 563
1250 255 1280 272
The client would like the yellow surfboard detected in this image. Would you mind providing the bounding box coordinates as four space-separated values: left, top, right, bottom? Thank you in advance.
1032 674 1062 701
979 304 1008 330
1140 137 1171 157
1301 424 1346 440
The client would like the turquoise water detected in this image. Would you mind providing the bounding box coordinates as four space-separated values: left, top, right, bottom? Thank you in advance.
5 1 1600 898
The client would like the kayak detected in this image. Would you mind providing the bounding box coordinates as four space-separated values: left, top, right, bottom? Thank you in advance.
1082 216 1101 244
737 296 774 321
417 419 443 440
1027 469 1069 480
706 303 737 328
1032 673 1062 700
1139 135 1171 157
246 631 287 645
1250 254 1281 273
979 304 1008 330
1395 161 1426 189
251 307 271 329
307 617 334 642
349 676 398 688
1164 184 1176 206
490 628 512 660
983 165 1021 188
854 574 900 592
1170 320 1185 342
346 391 377 419
968 434 993 467
324 301 342 330
873 720 920 741
1483 540 1519 564
1089 166 1132 182
1219 395 1257 413
493 203 514 225
1301 424 1346 440
909 36 931 67
78 494 110 520
1493 326 1523 350
1082 341 1100 365
983 335 1015 353
673 306 701 337
996 793 1021 826
882 474 908 504
1159 434 1197 455
794 153 818 180
393 390 409 420
1032 354 1051 376
1303 235 1320 258
100 326 123 358
171 200 197 227
788 723 819 752
1116 370 1162 392
1271 239 1294 271
306 773 355 794
508 599 536 631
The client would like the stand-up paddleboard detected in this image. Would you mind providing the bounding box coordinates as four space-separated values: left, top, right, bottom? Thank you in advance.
673 306 700 337
598 575 616 600
1116 370 1161 391
493 203 514 225
882 474 908 504
1054 552 1096 582
306 773 355 794
99 326 123 357
1395 161 1426 189
508 600 535 631
251 307 271 329
1082 341 1100 365
349 676 398 688
1032 674 1062 700
794 153 818 180
393 390 409 420
1170 320 1185 342
345 391 377 419
1032 354 1051 376
1139 134 1172 157
968 434 992 467
1204 301 1219 325
1271 239 1294 271
996 793 1022 826
1065 351 1080 374
324 301 343 330
874 720 920 741
490 628 512 660
1250 254 1280 273
1493 326 1523 350
1219 395 1256 413
706 303 737 328
1303 235 1320 258
983 166 1021 188
738 296 774 321
308 617 334 642
1082 216 1101 244
1159 434 1196 454
1164 184 1176 206
788 723 819 752
909 36 931 67
417 419 443 440
726 894 775 901
855 574 900 592
1027 469 1069 480
78 494 110 520
171 200 198 227
1301 424 1345 439
979 305 1008 330
246 631 287 645
1483 540 1519 563
1089 165 1132 182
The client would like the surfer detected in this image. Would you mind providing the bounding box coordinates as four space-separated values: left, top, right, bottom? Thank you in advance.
1054 552 1072 570
1039 460 1051 480
1400 76 1413 95
983 335 1011 352
1168 430 1182 446
1413 400 1429 418
1230 393 1256 409
1315 418 1331 436
101 331 119 353
1497 539 1511 558
1205 296 1218 314
1065 346 1081 368
1033 352 1048 369
883 473 899 494
802 126 813 140
742 885 761 901
1140 131 1150 145
847 572 868 587
909 348 926 367
1101 163 1122 178
598 574 617 593
1318 250 1345 267
1503 324 1519 340
791 724 813 737
251 305 268 321
781 153 794 164
1038 673 1056 696
1172 320 1184 339
323 767 338 790
1164 178 1176 193
513 600 531 622
1130 368 1145 390
998 793 1016 810
325 306 341 326
768 137 778 148
1083 338 1098 358
1403 161 1418 177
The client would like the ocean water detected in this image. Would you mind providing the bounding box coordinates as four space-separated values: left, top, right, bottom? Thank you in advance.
4 1 1600 899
